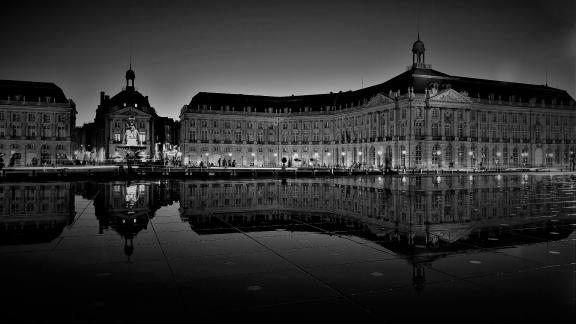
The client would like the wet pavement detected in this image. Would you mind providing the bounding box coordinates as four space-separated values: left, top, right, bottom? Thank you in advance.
1 173 575 322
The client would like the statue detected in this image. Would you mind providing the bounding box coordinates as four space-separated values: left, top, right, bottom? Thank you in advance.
123 117 141 146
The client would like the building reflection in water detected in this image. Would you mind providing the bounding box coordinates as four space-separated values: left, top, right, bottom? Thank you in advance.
86 180 179 257
178 175 575 292
0 182 75 245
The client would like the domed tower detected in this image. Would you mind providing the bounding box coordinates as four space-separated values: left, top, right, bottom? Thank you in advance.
126 64 135 88
412 34 426 68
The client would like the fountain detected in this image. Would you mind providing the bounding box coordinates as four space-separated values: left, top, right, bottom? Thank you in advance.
116 116 147 162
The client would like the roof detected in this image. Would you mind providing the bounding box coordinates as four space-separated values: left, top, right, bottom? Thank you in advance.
185 66 575 113
0 79 69 104
96 87 157 117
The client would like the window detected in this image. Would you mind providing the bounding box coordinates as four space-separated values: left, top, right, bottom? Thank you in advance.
0 112 4 121
28 114 35 122
415 144 422 165
114 134 121 142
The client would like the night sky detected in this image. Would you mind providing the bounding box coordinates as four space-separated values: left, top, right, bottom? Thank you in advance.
1 0 574 124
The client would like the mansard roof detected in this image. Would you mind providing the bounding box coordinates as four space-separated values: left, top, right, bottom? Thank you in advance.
97 87 157 117
185 66 575 113
0 79 69 103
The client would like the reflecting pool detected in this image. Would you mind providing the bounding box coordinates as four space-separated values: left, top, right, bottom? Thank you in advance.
1 173 575 321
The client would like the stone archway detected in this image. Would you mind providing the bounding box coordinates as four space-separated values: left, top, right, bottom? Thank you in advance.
534 148 543 166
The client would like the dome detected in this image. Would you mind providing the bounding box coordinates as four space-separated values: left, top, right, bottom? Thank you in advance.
125 68 135 81
412 39 425 53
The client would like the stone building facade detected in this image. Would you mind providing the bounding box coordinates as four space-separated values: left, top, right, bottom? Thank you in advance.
75 67 180 163
180 38 576 169
0 80 76 166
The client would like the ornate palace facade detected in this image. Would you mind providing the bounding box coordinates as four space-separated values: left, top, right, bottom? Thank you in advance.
76 67 179 163
180 37 576 169
0 80 76 166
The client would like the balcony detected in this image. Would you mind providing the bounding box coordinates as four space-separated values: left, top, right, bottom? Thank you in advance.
554 139 562 144
469 137 478 142
398 136 406 141
377 136 383 142
432 136 442 141
445 136 455 141
414 135 425 140
481 137 490 142
385 136 392 141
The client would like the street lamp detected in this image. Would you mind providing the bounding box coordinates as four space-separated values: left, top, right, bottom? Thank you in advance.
205 152 209 167
436 150 442 169
468 151 474 169
273 152 278 167
358 151 362 168
251 152 256 167
327 152 331 167
341 151 346 168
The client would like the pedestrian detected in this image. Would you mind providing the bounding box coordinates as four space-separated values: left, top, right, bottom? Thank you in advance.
232 160 236 167
218 158 221 167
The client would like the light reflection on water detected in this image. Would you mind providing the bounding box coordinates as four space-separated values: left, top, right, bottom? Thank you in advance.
1 173 575 320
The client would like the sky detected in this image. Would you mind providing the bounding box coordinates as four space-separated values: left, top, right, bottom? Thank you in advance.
1 0 575 125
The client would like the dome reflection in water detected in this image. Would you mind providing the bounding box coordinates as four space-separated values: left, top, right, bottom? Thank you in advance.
1 174 575 321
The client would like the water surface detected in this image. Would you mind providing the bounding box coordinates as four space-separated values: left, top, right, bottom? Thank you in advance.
1 174 575 321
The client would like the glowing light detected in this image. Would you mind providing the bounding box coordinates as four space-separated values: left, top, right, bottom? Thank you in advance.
401 150 407 155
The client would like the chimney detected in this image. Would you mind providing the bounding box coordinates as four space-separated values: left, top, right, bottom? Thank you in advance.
100 91 105 104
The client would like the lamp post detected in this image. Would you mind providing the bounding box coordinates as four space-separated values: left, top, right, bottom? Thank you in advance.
341 151 346 168
468 151 474 170
358 151 362 169
327 152 331 167
436 150 442 169
313 152 319 167
205 152 209 167
251 152 256 167
273 152 278 167
496 152 501 171
377 150 382 169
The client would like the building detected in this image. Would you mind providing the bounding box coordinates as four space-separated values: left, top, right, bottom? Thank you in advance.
180 37 576 169
0 80 76 166
75 67 180 163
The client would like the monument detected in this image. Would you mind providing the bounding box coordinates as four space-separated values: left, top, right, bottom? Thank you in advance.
116 116 147 162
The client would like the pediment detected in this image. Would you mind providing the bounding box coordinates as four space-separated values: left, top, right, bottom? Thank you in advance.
364 93 395 108
111 107 152 117
429 88 472 104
